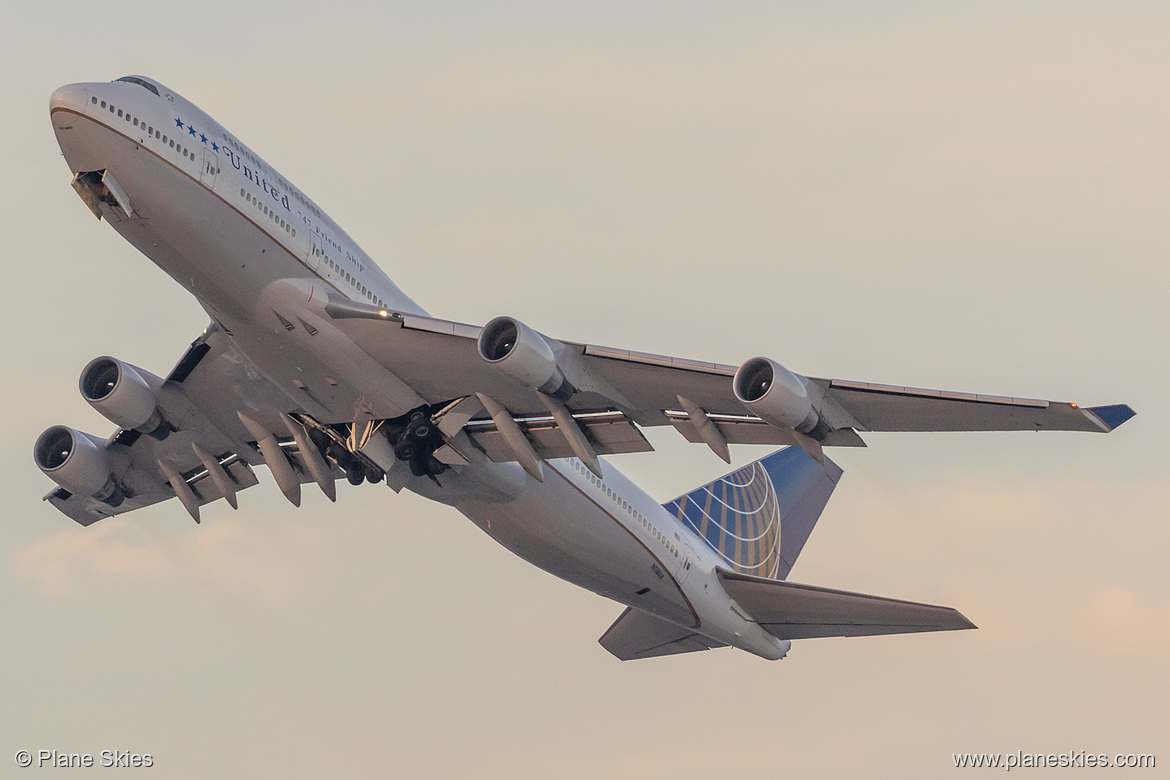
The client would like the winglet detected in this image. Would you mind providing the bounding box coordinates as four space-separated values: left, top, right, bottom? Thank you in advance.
1087 404 1136 432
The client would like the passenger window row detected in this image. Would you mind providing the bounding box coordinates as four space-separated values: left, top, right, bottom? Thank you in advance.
571 460 679 558
219 132 322 220
87 94 385 310
92 96 195 161
310 246 386 308
292 189 321 218
239 188 296 237
222 133 262 169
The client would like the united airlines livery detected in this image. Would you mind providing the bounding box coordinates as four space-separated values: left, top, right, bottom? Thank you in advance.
36 76 1135 661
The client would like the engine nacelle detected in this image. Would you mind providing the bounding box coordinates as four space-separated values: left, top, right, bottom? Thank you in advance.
477 317 573 400
33 425 122 504
732 357 819 433
79 357 169 438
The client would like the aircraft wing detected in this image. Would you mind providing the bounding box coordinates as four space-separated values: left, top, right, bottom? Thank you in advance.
326 307 1135 457
806 378 1132 433
42 326 340 526
718 569 976 640
40 302 1133 525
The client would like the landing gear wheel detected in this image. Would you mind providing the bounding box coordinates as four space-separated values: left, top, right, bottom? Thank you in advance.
346 460 366 486
394 439 419 462
384 403 452 480
406 414 432 441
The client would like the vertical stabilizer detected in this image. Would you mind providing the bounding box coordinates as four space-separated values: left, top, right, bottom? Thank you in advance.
662 447 842 580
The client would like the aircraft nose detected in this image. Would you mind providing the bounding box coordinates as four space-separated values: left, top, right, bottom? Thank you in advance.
49 84 89 113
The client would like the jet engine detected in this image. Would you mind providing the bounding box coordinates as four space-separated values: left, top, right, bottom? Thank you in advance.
477 317 573 400
33 425 123 505
733 357 819 433
79 357 171 438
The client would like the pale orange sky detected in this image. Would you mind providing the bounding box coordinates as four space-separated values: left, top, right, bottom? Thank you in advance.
2 3 1166 777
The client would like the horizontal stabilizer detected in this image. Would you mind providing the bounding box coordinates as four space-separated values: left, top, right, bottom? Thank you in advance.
718 569 975 640
599 607 727 661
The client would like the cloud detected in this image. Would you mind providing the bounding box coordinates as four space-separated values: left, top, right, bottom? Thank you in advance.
15 513 331 602
16 520 172 598
1077 586 1170 658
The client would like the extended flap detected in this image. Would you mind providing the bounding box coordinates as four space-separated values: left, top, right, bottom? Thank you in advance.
467 411 652 463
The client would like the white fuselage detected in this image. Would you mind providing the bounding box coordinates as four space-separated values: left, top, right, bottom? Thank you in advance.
49 78 787 659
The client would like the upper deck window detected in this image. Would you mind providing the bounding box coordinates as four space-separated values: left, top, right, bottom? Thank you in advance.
116 76 160 97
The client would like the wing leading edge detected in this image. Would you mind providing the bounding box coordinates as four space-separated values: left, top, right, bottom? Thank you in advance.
326 310 1135 452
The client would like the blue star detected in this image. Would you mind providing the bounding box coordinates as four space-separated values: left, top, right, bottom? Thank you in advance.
175 117 184 128
211 141 219 152
199 132 207 144
188 126 196 137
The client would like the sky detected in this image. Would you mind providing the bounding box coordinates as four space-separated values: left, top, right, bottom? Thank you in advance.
2 2 1167 777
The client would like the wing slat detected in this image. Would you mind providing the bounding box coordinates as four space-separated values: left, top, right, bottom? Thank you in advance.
326 310 1132 441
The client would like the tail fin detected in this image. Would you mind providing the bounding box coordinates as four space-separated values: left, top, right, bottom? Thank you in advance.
662 447 842 580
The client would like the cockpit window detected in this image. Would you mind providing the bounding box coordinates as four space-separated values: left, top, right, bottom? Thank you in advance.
116 76 160 97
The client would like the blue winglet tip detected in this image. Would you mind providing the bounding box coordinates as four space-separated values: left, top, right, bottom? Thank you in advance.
1088 404 1136 431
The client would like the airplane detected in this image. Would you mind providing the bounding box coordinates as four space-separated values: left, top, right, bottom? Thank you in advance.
36 76 1135 661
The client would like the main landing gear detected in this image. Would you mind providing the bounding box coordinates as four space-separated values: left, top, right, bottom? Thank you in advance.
299 423 385 487
385 407 448 479
296 402 452 488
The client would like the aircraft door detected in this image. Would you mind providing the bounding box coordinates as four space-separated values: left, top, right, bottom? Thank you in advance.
678 541 695 584
199 149 218 188
306 235 321 271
